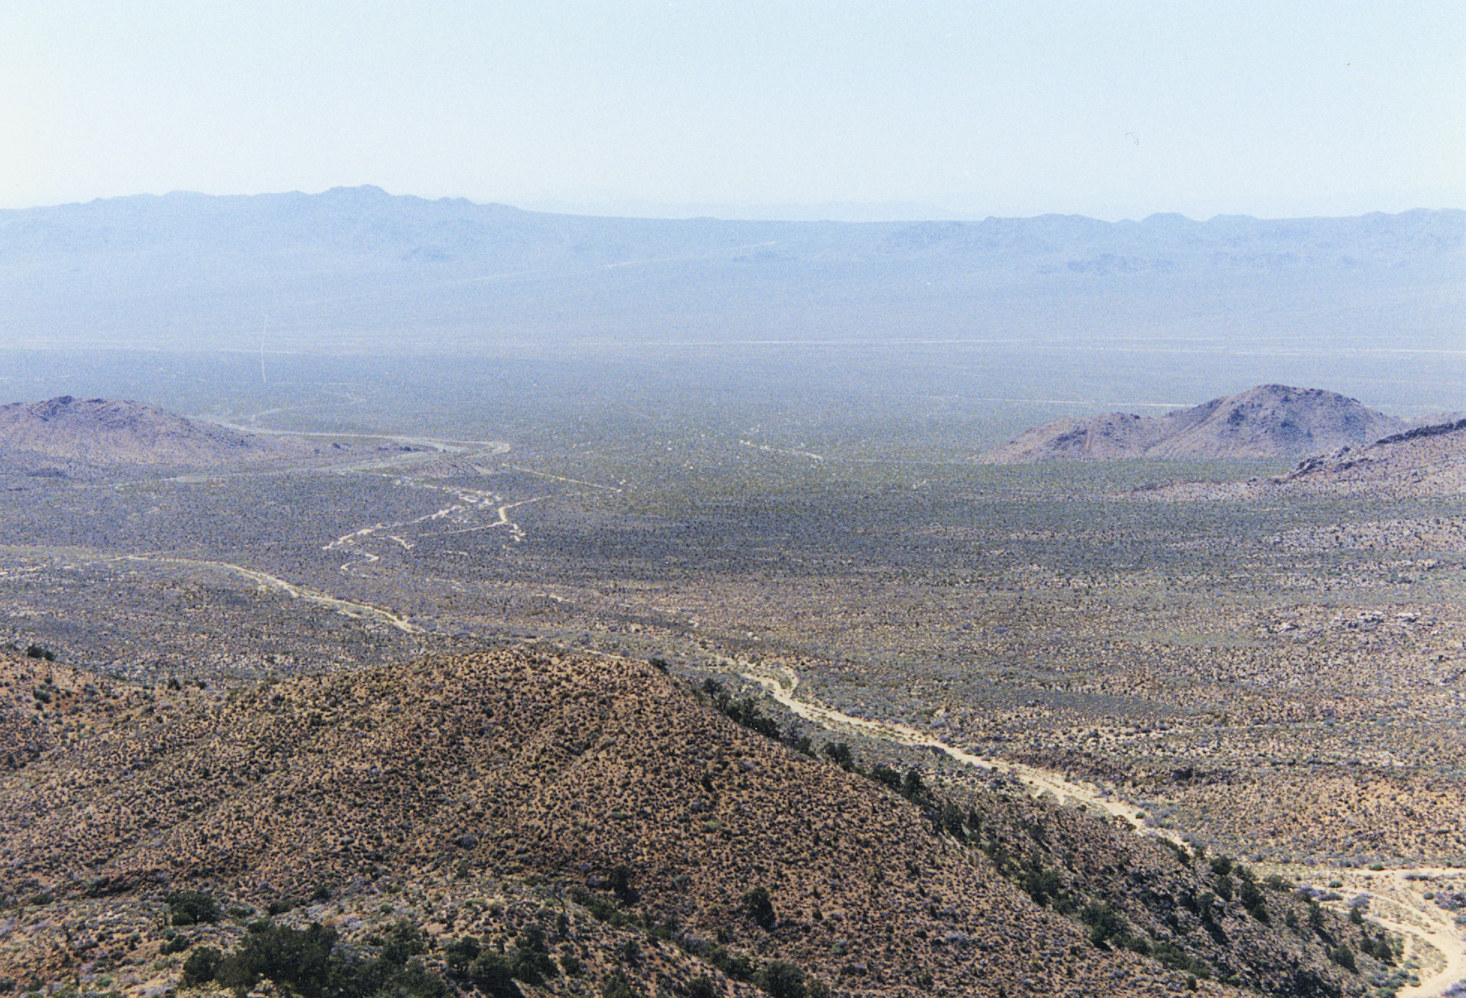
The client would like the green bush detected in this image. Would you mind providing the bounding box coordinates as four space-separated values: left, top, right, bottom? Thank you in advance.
1327 944 1357 972
166 891 222 926
603 970 641 998
212 919 450 998
1079 902 1127 948
821 742 854 770
744 886 776 930
468 951 522 998
759 961 807 998
868 763 902 790
181 946 222 985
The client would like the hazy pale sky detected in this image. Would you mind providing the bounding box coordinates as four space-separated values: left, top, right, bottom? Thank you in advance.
2 1 1462 219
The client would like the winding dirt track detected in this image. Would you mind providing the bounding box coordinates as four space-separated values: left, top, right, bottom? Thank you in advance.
737 661 1466 997
123 554 420 634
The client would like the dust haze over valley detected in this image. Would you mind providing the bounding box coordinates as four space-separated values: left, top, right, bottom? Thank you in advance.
1 189 1465 998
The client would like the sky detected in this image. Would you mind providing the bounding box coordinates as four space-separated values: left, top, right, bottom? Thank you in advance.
1 1 1462 220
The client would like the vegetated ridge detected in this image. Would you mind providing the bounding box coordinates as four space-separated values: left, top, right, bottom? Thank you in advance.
0 647 1395 996
982 385 1406 463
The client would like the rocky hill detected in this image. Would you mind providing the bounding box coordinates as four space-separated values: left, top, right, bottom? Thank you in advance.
1280 418 1466 496
0 395 298 470
983 385 1406 463
0 647 1394 996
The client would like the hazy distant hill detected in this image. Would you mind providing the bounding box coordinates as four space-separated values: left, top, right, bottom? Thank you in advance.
0 395 290 468
983 385 1406 463
0 187 1459 353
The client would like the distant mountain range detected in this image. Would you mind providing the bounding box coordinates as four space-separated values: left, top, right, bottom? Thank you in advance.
983 385 1409 463
1 187 1459 353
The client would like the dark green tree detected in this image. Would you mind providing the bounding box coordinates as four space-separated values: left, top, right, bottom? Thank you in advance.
744 886 777 930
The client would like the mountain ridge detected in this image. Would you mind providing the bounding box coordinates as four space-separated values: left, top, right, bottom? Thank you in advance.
2 189 1459 353
982 385 1408 463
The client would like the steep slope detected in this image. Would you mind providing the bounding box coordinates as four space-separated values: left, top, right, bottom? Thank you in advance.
984 385 1405 463
0 648 1390 996
0 395 298 469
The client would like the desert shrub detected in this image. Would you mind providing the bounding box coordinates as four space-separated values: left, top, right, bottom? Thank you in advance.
214 921 338 994
758 961 807 998
868 763 902 791
1327 944 1357 972
181 946 222 985
687 976 716 998
1151 942 1211 978
1238 878 1268 922
708 945 756 981
1019 856 1063 908
744 886 776 930
166 891 222 926
821 742 854 770
1079 902 1127 948
444 935 481 973
213 919 450 998
609 864 640 905
381 919 428 963
938 803 966 841
602 970 641 998
900 768 931 805
614 939 642 969
468 950 521 998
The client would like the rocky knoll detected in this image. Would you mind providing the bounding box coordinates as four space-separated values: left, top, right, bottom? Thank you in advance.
983 385 1405 463
1281 418 1466 496
0 648 1392 996
0 395 294 469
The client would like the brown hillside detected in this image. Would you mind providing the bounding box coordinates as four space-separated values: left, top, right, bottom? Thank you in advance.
0 648 1391 996
983 385 1404 463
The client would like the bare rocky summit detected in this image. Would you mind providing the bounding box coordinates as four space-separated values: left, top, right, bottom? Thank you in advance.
983 385 1405 463
0 395 266 467
0 395 297 470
